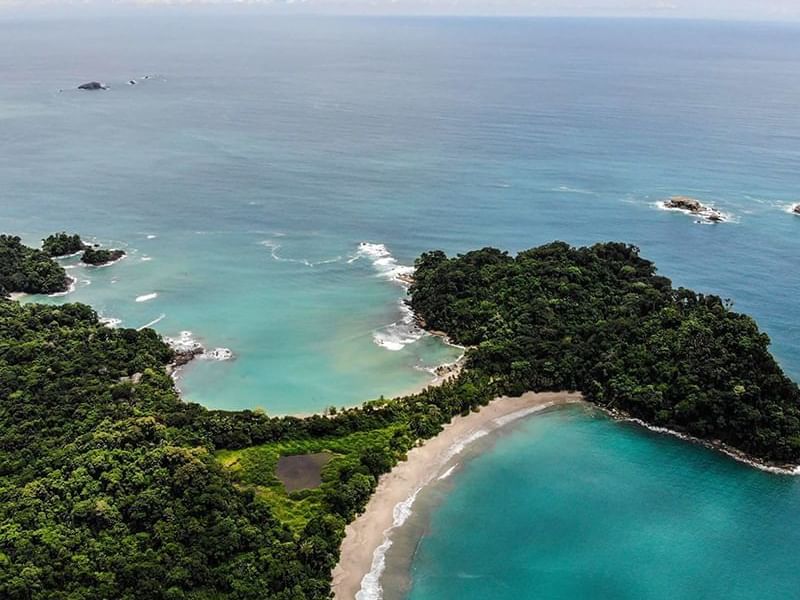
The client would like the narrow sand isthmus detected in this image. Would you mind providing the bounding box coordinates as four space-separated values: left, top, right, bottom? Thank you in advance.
332 391 584 600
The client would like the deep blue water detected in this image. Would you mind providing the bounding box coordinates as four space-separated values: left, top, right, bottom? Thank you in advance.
1 15 799 599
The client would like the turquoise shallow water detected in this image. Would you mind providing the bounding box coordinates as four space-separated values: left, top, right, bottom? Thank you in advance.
2 15 800 597
395 406 800 600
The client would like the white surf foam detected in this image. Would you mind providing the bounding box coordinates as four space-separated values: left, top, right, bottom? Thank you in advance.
164 330 234 361
260 239 341 267
353 242 415 283
492 402 559 427
146 234 157 239
135 292 158 303
51 249 84 259
372 300 425 352
784 203 800 215
356 425 501 600
99 316 122 328
437 465 457 480
444 430 489 462
200 347 234 361
352 242 425 352
356 486 424 600
165 330 202 353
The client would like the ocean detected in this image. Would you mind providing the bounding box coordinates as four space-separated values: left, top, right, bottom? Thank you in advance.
2 14 799 598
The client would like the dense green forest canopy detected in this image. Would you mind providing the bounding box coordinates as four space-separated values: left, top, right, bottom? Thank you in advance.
0 235 70 295
2 239 798 599
410 241 800 462
41 233 86 258
0 297 490 599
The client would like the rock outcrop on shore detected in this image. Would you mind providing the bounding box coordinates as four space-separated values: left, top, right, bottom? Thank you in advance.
173 346 205 367
663 196 725 223
77 81 107 90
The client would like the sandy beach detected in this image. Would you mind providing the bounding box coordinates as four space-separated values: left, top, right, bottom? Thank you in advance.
332 390 584 600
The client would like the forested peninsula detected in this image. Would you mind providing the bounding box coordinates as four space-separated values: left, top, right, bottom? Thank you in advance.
410 242 800 463
0 235 71 295
1 240 798 599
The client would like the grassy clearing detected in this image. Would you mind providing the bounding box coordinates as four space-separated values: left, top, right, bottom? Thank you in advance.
216 424 408 531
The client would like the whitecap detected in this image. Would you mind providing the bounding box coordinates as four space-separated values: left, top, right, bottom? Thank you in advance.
135 292 158 303
141 256 153 262
146 234 157 239
553 185 594 195
138 313 166 330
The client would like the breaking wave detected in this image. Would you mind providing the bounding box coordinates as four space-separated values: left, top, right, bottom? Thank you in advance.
351 242 414 283
351 242 424 352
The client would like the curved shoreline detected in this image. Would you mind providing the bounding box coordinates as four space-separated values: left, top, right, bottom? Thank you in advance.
331 391 584 600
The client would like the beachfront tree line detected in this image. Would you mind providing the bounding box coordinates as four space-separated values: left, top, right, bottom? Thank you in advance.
1 239 798 599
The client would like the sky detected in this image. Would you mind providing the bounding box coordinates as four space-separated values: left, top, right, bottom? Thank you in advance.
0 0 799 21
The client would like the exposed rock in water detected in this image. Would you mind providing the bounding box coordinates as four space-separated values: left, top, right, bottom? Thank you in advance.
793 204 800 215
78 81 107 91
663 196 727 224
664 196 703 212
128 80 137 85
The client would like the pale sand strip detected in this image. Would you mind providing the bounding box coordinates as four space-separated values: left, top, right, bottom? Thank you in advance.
332 391 584 600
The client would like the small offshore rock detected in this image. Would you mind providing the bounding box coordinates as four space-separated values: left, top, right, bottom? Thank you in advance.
664 196 703 212
78 81 107 91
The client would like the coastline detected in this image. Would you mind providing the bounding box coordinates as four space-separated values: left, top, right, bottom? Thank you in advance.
332 391 584 600
600 406 800 476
